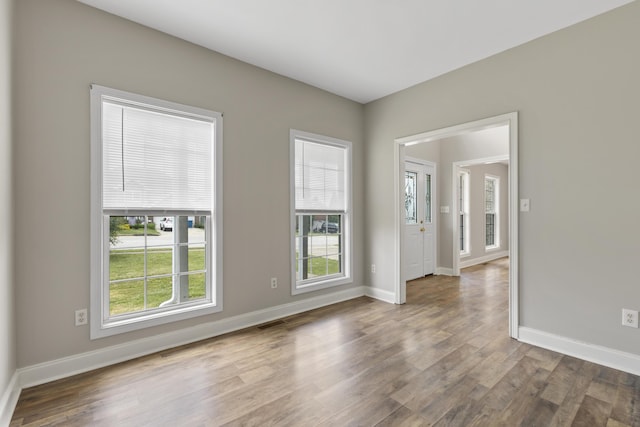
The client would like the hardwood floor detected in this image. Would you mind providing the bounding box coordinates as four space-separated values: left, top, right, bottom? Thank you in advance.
11 258 640 426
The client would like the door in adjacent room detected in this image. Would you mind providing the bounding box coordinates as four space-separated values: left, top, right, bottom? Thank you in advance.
404 160 435 281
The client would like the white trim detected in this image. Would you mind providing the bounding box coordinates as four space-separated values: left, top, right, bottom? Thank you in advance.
394 145 405 304
394 112 519 338
364 286 396 304
0 372 20 427
436 267 454 276
17 286 365 389
508 116 519 338
519 327 640 377
459 251 508 269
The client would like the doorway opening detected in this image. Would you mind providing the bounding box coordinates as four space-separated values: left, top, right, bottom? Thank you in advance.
393 112 519 338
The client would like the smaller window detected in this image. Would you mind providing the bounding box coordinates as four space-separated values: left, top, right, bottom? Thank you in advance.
290 130 352 294
485 175 500 250
459 169 470 256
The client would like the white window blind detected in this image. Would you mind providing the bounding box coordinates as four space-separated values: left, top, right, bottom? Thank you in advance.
294 139 346 212
102 102 214 213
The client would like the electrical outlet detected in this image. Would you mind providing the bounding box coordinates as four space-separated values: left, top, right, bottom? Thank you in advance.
270 277 278 289
75 308 88 326
622 309 638 328
371 264 376 274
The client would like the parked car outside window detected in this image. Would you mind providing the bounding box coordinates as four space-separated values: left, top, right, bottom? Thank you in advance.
320 222 339 233
159 217 173 231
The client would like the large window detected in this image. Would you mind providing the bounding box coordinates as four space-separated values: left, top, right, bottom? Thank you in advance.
90 85 223 339
459 169 470 256
291 130 352 294
485 175 500 250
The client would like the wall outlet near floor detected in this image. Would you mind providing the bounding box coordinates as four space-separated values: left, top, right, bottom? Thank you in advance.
371 264 376 274
75 308 88 326
622 308 638 328
270 277 278 289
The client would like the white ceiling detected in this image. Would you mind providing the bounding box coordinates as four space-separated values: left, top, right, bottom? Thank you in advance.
77 0 634 104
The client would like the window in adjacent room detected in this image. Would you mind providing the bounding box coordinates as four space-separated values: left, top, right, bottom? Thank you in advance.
459 169 470 256
291 130 352 294
90 85 223 339
485 175 500 250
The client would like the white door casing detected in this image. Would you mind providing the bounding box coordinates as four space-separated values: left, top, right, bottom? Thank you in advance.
394 112 518 338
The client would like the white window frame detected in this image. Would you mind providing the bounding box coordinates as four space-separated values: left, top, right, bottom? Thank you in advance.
459 169 470 257
90 85 223 339
290 129 352 295
485 174 500 251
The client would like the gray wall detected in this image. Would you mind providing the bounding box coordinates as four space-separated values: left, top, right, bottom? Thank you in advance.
0 0 15 403
365 1 640 354
13 0 364 367
462 163 509 265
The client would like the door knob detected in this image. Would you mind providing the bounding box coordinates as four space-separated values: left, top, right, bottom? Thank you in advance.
420 227 425 232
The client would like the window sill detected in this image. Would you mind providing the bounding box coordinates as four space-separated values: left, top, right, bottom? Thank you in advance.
90 301 222 340
292 276 352 295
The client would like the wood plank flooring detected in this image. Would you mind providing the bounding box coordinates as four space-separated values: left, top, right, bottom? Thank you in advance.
11 258 640 426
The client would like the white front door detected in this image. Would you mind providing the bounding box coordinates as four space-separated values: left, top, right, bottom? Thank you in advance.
404 161 435 281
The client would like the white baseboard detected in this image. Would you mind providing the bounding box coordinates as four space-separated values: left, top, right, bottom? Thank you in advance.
364 286 396 304
0 372 20 427
518 327 640 376
459 251 508 269
436 267 454 276
17 286 366 389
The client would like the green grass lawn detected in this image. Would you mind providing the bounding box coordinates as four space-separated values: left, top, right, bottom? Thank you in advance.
297 255 341 279
109 247 205 315
110 247 339 315
114 227 160 237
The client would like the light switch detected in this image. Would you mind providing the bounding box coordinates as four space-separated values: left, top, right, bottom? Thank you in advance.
520 199 530 212
440 206 450 214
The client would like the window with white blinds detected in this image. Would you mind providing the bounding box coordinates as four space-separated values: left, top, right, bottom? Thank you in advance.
294 139 346 212
102 102 213 213
90 85 223 339
291 130 352 294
